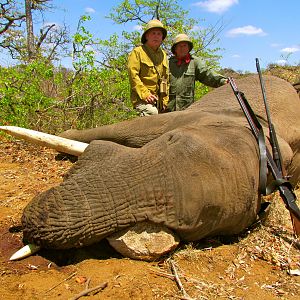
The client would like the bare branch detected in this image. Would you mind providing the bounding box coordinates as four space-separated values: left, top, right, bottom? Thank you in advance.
0 1 26 34
36 23 55 49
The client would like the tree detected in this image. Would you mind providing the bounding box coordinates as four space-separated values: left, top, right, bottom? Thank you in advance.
108 0 225 65
105 0 226 102
24 0 34 59
0 0 70 62
0 1 227 131
64 0 227 129
0 0 25 34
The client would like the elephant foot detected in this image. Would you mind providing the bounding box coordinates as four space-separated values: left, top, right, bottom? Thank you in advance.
107 222 180 261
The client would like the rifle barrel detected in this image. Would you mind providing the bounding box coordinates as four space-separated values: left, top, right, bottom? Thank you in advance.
256 58 283 173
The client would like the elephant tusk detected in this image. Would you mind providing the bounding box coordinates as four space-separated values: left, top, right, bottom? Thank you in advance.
0 126 88 156
9 244 41 261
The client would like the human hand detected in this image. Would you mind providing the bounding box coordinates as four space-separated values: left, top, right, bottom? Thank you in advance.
222 78 229 85
145 94 158 104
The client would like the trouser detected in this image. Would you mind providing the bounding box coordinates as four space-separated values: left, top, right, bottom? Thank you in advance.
135 103 158 116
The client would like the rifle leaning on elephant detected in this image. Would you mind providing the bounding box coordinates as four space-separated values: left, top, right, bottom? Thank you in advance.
228 62 300 235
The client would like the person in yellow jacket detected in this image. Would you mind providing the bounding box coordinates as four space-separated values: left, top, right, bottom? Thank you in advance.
127 19 169 116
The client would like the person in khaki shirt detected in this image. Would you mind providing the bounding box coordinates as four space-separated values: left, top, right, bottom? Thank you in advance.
127 19 169 116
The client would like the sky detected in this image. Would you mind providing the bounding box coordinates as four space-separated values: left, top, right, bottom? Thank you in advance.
3 0 300 72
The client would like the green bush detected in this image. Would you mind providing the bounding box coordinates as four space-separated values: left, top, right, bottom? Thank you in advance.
0 61 56 128
0 60 137 133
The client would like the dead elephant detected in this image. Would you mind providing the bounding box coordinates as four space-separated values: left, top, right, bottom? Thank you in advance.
2 75 300 261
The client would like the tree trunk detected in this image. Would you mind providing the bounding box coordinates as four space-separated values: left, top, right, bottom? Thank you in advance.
25 0 35 60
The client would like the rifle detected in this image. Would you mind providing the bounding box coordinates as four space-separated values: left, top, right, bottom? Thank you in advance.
228 76 300 236
256 58 283 173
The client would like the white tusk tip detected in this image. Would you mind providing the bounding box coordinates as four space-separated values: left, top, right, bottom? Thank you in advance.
9 244 41 261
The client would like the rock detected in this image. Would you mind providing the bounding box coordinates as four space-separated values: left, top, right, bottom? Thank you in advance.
107 222 180 261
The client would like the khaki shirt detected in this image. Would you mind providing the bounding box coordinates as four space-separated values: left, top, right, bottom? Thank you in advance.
127 45 169 110
168 55 227 111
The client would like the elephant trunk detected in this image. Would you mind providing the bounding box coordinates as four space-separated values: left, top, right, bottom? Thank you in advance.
21 139 179 249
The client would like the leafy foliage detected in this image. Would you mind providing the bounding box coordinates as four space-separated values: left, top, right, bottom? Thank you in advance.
0 0 69 62
0 60 137 133
108 0 225 100
109 0 224 62
0 1 228 132
0 60 56 128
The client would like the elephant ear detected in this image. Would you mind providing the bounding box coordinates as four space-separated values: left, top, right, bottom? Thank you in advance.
287 129 300 186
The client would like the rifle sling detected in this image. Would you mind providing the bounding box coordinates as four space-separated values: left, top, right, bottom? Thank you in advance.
238 91 294 196
239 91 268 195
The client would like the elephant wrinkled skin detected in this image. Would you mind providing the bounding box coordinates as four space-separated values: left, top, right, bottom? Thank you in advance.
21 75 300 251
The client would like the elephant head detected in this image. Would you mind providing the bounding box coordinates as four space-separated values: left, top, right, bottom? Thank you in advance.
2 75 300 259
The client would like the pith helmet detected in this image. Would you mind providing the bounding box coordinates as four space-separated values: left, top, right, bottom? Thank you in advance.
141 19 167 44
171 33 193 54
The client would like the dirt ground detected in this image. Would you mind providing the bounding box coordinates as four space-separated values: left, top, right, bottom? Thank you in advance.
0 135 299 300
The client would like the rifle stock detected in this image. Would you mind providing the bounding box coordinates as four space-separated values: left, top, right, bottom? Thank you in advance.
228 76 300 236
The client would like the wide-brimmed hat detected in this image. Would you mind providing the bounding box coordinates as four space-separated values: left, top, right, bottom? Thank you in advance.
171 33 193 54
141 19 167 44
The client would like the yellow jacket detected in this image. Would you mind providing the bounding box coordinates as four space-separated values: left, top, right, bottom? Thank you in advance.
127 45 169 110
